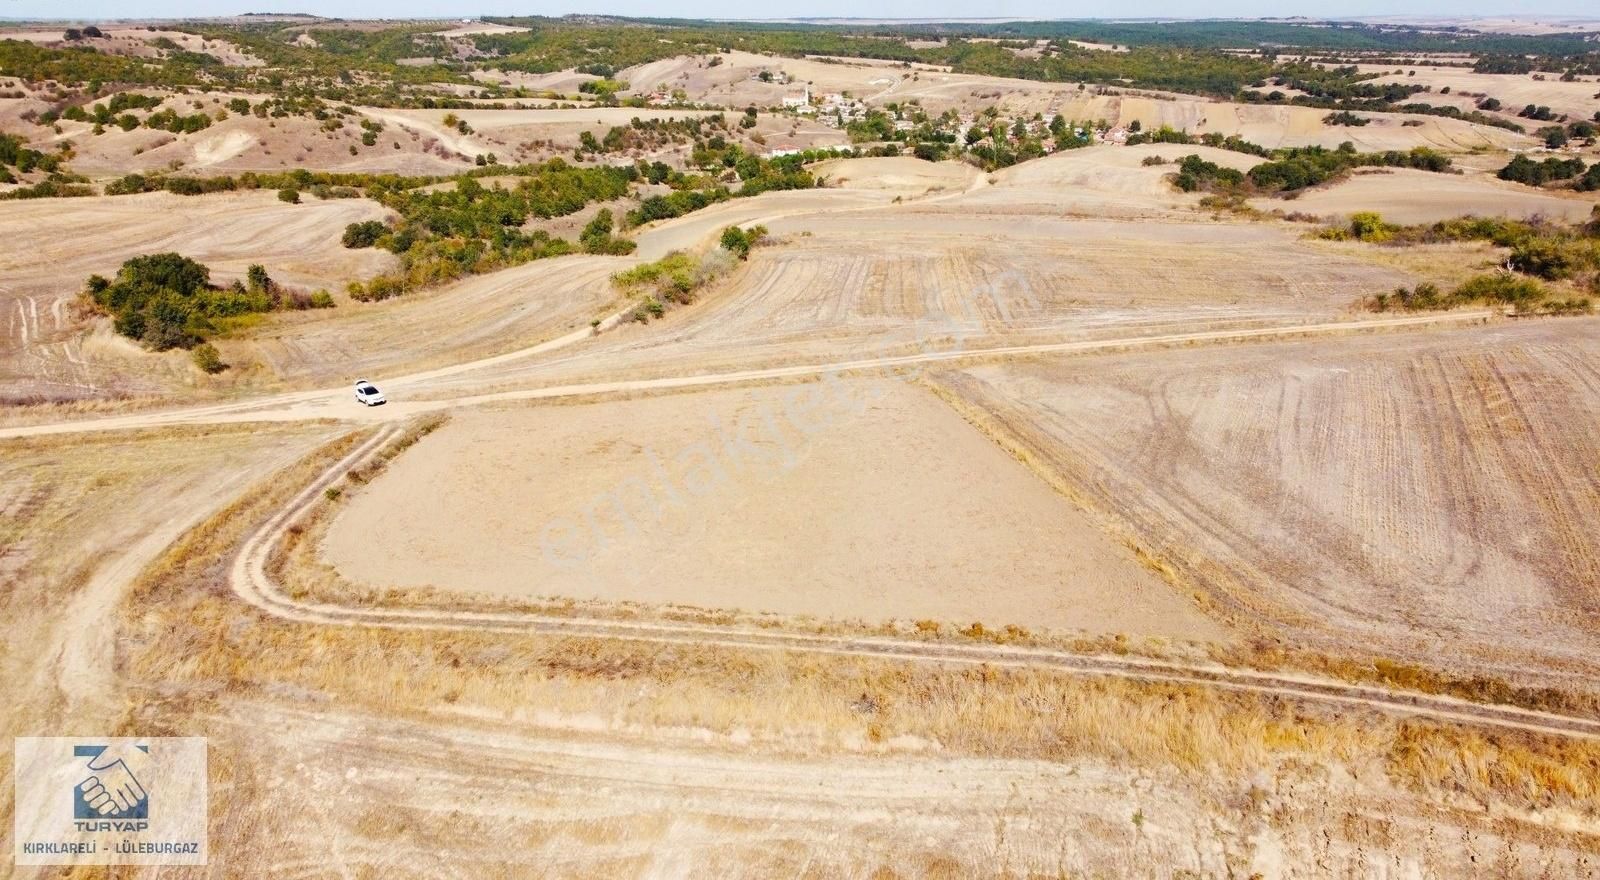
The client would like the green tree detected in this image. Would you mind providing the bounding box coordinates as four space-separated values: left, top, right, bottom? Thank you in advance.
246 264 271 293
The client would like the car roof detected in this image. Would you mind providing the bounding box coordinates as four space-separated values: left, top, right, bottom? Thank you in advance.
355 379 375 386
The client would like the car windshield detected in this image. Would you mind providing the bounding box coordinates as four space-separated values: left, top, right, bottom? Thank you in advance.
359 385 377 394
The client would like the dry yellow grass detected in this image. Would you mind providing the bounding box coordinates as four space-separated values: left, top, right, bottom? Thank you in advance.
115 426 1600 820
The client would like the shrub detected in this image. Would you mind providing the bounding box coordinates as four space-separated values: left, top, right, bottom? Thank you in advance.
1323 110 1369 126
1348 211 1394 243
1575 164 1600 192
719 224 767 260
277 188 299 204
191 343 225 373
1172 154 1244 193
579 209 637 256
1498 154 1586 186
1509 238 1575 279
1454 273 1544 306
246 263 271 293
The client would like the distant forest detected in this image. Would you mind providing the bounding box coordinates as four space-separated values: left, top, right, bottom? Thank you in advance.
3 15 1596 106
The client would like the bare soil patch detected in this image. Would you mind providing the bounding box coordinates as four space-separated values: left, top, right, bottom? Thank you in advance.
322 381 1224 640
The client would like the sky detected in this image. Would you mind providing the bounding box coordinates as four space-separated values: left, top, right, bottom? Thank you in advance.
1 0 1596 24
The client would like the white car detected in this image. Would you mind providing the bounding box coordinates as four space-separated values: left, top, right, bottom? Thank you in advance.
354 380 386 406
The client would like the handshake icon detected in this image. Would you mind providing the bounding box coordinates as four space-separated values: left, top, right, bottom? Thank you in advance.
73 744 149 820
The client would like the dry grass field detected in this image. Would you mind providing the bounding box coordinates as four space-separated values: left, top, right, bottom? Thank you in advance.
931 320 1600 689
411 161 1417 397
0 190 395 400
0 27 263 66
207 253 624 390
1352 63 1600 124
0 421 337 813
1255 166 1600 224
58 418 1595 877
1 89 475 177
7 19 1600 876
320 382 1224 640
613 51 1533 151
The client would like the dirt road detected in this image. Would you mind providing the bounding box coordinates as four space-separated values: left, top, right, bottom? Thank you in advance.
0 310 1495 440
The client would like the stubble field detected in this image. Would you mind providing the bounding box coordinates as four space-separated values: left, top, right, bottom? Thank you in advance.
6 26 1600 874
931 320 1600 689
320 381 1224 640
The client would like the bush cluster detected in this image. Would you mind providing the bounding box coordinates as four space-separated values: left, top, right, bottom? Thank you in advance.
718 224 768 260
1352 211 1600 313
83 254 329 349
579 209 636 255
1498 154 1600 191
1248 143 1451 192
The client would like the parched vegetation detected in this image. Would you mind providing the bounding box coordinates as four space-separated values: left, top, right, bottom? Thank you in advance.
5 15 1591 124
1322 212 1600 314
119 431 1600 853
1126 126 1270 157
610 224 767 323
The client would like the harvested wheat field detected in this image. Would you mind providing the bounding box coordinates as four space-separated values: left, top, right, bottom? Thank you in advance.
10 13 1600 878
439 208 1416 396
0 421 338 742
810 155 981 196
1354 63 1600 124
0 190 395 399
969 143 1258 216
932 319 1600 688
321 380 1223 639
1257 167 1600 224
210 253 625 390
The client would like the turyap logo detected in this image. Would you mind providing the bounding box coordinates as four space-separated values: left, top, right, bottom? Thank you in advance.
73 744 150 822
13 736 207 866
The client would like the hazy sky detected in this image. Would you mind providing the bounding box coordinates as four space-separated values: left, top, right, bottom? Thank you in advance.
2 0 1595 24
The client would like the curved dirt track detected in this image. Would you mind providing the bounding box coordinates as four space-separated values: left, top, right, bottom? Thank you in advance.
229 424 1600 742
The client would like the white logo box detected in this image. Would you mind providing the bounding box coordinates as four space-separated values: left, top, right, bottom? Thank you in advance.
14 737 207 866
